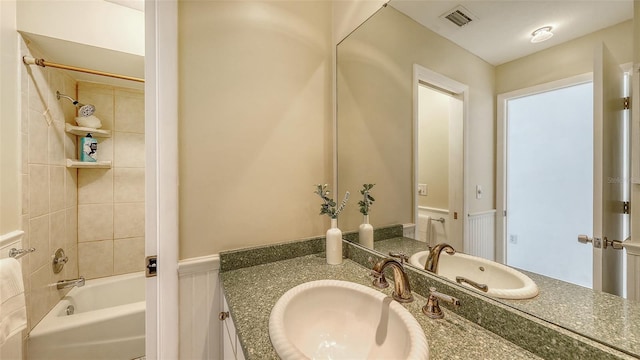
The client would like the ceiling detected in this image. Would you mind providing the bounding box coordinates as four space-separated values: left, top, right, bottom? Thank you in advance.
21 32 144 90
389 0 633 66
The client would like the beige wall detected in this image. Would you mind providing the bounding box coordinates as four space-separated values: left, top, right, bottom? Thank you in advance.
20 37 79 329
1 0 20 235
178 0 333 258
76 82 145 279
496 20 633 94
337 6 495 232
418 86 449 210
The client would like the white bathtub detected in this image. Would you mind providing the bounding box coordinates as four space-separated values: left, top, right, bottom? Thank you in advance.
28 272 145 360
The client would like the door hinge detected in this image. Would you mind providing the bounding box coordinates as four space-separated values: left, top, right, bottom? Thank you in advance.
623 201 630 214
146 255 157 277
624 97 631 110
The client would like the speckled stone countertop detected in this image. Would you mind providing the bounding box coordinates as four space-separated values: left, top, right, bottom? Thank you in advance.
362 236 640 358
220 254 541 360
506 271 640 357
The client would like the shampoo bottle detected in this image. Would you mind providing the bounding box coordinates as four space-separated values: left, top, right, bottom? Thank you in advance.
79 133 98 162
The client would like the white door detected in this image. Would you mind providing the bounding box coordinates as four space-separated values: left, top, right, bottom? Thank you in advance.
591 43 628 295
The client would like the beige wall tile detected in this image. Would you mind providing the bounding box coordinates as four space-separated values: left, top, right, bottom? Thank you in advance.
21 133 28 174
97 137 114 162
77 83 114 130
113 202 144 239
48 71 66 123
114 132 144 168
28 215 49 273
49 210 66 253
29 165 49 218
78 204 113 242
62 245 79 280
50 166 65 212
64 132 76 161
114 237 145 275
27 68 48 114
115 90 144 134
66 207 78 249
21 90 28 135
78 169 113 204
78 240 114 279
22 174 29 215
114 168 144 203
65 168 78 208
28 109 48 165
48 120 65 166
29 264 55 329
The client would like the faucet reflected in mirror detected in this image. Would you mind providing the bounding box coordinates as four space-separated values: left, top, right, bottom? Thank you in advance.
424 243 455 273
336 0 636 355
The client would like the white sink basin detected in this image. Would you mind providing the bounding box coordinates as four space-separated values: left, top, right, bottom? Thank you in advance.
408 251 538 300
269 280 429 360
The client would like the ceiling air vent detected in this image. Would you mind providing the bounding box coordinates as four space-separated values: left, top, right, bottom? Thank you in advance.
441 5 477 27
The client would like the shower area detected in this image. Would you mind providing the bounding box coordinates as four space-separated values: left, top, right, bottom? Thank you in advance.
13 1 146 359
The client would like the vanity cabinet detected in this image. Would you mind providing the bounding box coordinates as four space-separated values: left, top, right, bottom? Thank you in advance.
221 295 245 360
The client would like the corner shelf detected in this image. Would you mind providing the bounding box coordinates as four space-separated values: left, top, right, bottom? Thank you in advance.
66 159 112 169
65 123 111 138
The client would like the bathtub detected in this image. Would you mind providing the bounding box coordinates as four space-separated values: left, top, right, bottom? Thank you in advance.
28 272 145 360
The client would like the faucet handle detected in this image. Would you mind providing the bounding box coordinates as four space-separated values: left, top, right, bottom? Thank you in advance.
388 252 408 264
422 287 460 319
370 270 389 289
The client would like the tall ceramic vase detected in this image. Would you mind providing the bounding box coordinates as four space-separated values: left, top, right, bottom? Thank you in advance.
359 214 374 249
326 218 343 265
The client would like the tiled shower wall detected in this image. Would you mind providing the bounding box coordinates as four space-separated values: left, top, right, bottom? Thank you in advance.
76 82 145 279
20 37 145 331
20 38 80 330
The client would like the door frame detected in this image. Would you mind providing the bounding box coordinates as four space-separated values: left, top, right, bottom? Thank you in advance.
145 1 179 358
412 64 468 249
496 72 593 264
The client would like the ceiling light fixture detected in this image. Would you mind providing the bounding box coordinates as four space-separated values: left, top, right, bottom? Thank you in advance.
531 26 553 43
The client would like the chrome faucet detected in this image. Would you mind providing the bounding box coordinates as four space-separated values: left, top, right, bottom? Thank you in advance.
424 243 456 273
371 257 414 303
56 277 85 290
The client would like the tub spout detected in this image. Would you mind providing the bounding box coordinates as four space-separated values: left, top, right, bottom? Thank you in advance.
57 277 85 290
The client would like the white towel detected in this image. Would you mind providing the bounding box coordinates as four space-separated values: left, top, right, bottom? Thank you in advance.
0 258 26 346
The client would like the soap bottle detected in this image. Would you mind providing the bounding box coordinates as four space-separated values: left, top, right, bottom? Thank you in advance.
79 133 98 162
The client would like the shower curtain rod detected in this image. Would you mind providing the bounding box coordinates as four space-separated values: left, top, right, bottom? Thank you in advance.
22 56 145 83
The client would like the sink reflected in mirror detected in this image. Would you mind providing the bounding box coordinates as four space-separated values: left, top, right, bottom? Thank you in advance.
269 280 429 360
408 251 538 300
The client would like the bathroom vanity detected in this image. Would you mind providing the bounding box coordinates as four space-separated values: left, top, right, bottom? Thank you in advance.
219 234 634 359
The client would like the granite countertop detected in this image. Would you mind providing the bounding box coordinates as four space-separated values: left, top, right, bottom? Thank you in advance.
220 254 541 360
367 236 640 358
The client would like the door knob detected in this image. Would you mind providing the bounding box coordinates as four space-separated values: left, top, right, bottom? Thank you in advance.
577 235 602 248
603 237 625 250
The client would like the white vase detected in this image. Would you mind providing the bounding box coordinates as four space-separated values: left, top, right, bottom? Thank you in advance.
359 214 374 249
326 218 343 265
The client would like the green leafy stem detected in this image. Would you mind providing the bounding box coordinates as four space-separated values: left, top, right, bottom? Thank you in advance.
358 183 375 215
315 184 350 219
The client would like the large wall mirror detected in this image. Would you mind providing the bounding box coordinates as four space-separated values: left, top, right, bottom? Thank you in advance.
336 0 638 356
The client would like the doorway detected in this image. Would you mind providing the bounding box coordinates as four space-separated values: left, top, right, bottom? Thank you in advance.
497 66 631 294
504 80 594 287
413 64 467 251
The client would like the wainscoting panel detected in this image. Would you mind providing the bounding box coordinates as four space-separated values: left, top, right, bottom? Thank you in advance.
466 210 496 260
625 243 640 301
178 255 221 360
417 207 451 248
